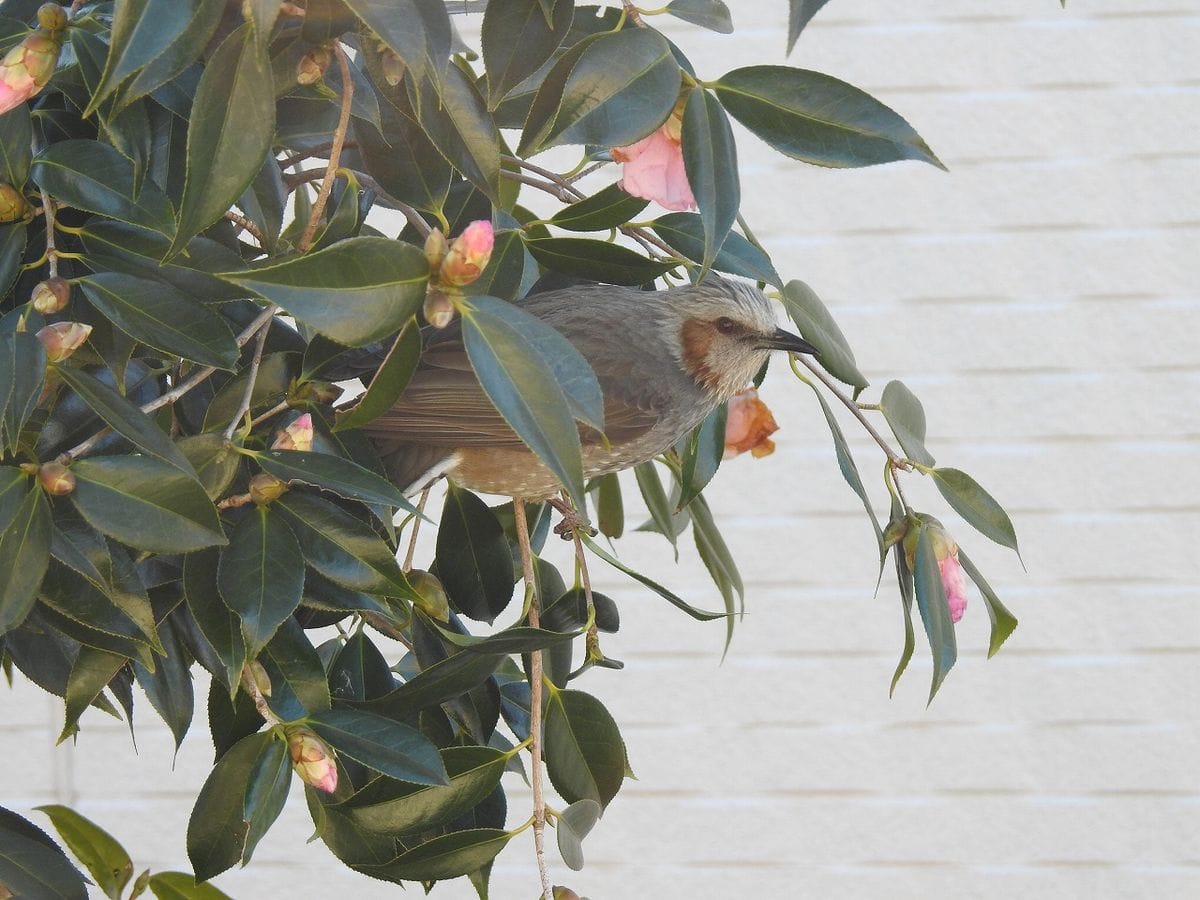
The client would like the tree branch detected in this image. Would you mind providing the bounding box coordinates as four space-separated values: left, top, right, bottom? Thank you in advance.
296 42 355 254
222 314 272 440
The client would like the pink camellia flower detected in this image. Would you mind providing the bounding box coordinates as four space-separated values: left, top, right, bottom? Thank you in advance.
938 549 969 623
285 726 338 794
612 118 696 212
36 321 92 362
438 220 494 287
0 28 64 117
723 387 779 459
271 413 313 452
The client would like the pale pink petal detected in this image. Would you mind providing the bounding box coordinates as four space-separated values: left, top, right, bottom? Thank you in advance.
938 554 969 623
724 388 779 459
615 126 696 212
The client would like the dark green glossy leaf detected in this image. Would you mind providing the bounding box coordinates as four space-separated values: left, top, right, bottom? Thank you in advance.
356 649 506 722
146 871 234 900
334 319 421 432
329 631 395 702
0 100 31 186
544 688 625 809
0 222 26 300
634 461 683 555
77 272 239 370
913 527 957 703
548 182 649 233
246 449 417 514
218 506 304 658
207 679 264 763
713 66 944 169
668 0 733 32
594 471 623 538
556 797 601 871
186 732 270 881
274 491 413 598
237 156 287 254
582 532 725 621
308 708 448 785
86 0 196 112
241 737 291 865
524 236 675 285
879 380 935 467
33 805 131 900
410 64 503 202
519 29 681 156
60 647 128 744
133 618 194 751
932 468 1020 556
482 0 573 107
71 456 225 555
781 280 868 391
122 1 225 108
889 538 916 698
177 434 241 502
435 484 514 624
170 24 275 255
787 0 831 53
356 828 511 883
958 549 1019 657
689 493 742 654
437 622 581 655
346 0 451 90
184 549 245 690
51 366 193 473
31 140 175 238
257 618 332 721
0 807 88 900
681 88 739 275
354 84 452 214
650 213 781 287
221 237 428 348
0 331 45 455
676 404 725 510
0 483 51 635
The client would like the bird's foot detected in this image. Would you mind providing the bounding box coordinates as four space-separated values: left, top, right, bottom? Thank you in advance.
547 497 597 541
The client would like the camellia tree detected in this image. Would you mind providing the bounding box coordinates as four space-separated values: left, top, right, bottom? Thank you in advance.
0 1 1027 898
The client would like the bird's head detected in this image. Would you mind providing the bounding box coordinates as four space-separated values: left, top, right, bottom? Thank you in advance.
668 277 817 400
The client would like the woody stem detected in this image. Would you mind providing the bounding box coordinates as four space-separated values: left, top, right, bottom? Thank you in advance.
296 42 354 254
513 498 554 900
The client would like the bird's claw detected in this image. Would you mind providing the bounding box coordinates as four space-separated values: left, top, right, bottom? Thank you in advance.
547 498 597 540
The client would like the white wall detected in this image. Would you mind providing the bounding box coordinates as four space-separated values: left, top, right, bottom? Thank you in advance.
4 1 1198 897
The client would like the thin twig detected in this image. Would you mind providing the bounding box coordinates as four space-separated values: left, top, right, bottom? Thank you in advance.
248 398 292 429
223 317 271 440
279 1 306 16
402 488 430 571
566 161 607 184
502 155 585 202
278 140 359 170
514 498 554 900
284 169 327 192
620 0 646 26
296 43 355 254
224 210 267 246
38 187 58 278
564 492 600 660
240 664 280 725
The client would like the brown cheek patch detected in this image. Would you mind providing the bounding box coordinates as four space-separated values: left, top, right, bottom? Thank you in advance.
680 319 720 391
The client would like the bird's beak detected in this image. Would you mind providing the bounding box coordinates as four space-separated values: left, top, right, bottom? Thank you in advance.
756 327 818 355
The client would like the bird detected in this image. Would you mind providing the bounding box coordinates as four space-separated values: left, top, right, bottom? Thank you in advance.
362 276 818 503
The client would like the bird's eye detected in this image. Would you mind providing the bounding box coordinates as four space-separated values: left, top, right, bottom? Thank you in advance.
714 317 739 335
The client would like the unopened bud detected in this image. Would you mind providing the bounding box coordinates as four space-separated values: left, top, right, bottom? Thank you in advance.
247 659 272 697
423 228 448 271
271 412 313 452
903 522 969 624
286 725 338 793
0 183 28 222
294 380 341 404
553 888 582 900
438 220 494 288
36 321 92 361
36 3 68 32
0 28 64 115
248 472 287 505
882 516 909 549
38 461 74 495
422 290 456 329
31 277 70 314
408 569 450 622
296 45 331 85
381 49 405 86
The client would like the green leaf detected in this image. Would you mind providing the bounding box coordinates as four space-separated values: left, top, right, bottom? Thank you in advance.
780 280 868 390
461 295 598 505
60 647 128 744
51 366 194 473
957 549 1018 658
308 708 448 786
246 448 417 513
0 222 27 301
76 272 239 370
357 649 507 722
581 532 724 621
257 618 332 721
668 0 733 32
786 0 831 53
411 64 504 203
594 471 624 539
0 101 31 187
689 493 742 654
354 85 451 215
170 24 275 255
241 737 291 865
0 483 51 635
0 807 88 900
186 732 270 881
931 468 1021 556
879 380 935 467
356 828 511 883
86 0 194 112
184 549 245 690
329 631 395 702
889 541 916 698
133 618 194 751
218 505 304 658
0 331 46 455
178 434 241 502
681 88 740 275
334 319 421 432
121 1 226 108
71 456 225 555
544 688 625 809
221 237 428 348
435 485 515 624
340 745 506 836
676 404 725 510
36 805 132 900
913 527 957 703
633 461 682 555
556 798 601 871
482 0 574 107
147 871 234 900
274 491 413 598
437 622 580 656
519 29 681 156
713 66 945 169
345 0 451 91
548 182 649 233
524 236 675 285
31 140 176 238
651 213 781 287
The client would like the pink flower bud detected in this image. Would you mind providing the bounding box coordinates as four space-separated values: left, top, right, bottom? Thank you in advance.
612 116 696 212
423 228 448 272
36 321 92 362
286 726 338 794
0 29 63 116
296 45 331 86
723 388 779 459
0 183 28 222
271 412 313 452
37 461 74 495
938 548 969 623
31 277 70 314
438 220 494 288
422 289 455 329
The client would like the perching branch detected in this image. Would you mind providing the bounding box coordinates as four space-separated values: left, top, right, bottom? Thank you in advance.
222 313 272 440
296 42 355 254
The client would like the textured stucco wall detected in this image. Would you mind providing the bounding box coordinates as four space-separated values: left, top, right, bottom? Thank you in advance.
3 1 1198 897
